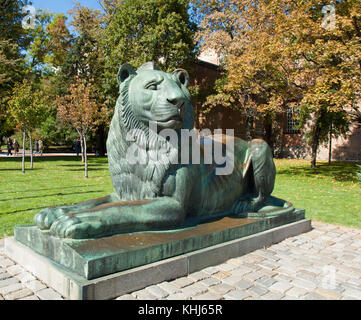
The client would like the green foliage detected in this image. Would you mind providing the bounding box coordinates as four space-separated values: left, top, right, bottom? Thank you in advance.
7 79 48 133
102 0 197 107
0 0 31 136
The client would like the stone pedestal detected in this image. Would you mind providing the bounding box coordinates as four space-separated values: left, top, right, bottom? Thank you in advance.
5 207 311 300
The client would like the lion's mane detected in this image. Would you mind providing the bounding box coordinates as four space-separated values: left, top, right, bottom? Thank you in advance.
106 72 189 201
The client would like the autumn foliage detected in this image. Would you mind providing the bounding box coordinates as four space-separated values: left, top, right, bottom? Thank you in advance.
193 0 361 167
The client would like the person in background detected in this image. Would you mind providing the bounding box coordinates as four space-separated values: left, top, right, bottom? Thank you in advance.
74 138 81 157
13 139 19 156
6 137 13 156
38 139 43 156
34 139 39 156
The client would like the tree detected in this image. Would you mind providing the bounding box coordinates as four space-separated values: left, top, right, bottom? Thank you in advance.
56 77 106 178
192 0 361 167
101 0 197 108
55 3 109 154
7 79 47 172
0 0 31 137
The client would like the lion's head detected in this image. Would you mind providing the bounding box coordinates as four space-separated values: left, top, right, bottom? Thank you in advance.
117 61 193 132
106 62 194 201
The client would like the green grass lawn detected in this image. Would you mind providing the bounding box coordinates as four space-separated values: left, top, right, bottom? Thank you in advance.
0 157 360 238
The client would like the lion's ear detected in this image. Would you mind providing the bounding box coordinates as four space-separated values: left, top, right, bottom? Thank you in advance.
117 64 136 85
172 69 189 87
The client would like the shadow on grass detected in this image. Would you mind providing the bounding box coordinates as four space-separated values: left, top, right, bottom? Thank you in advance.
0 185 99 194
277 161 359 182
2 206 50 215
0 156 108 163
0 190 104 202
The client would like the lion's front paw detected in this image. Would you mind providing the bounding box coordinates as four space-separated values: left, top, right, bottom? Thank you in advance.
49 214 105 239
34 208 64 230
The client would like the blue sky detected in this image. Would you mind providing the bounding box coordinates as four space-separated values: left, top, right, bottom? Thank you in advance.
30 0 103 15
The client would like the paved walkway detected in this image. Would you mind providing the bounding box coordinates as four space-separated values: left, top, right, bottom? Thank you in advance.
1 221 361 300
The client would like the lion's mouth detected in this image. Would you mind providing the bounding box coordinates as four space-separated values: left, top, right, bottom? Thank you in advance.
156 103 185 127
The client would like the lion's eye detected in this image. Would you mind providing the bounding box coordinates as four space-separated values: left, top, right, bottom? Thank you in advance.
146 83 158 90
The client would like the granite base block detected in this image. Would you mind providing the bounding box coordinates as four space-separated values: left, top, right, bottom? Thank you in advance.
5 217 312 300
13 208 305 280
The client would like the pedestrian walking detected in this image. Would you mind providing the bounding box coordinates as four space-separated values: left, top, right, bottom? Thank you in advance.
34 139 39 156
6 137 13 156
74 138 81 157
13 139 19 156
38 139 43 156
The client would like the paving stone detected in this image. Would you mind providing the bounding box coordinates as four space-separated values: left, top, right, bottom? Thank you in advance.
16 271 36 283
223 289 250 300
171 277 194 288
4 288 33 300
248 285 269 296
6 265 24 276
199 277 220 287
343 288 361 300
146 285 169 299
302 292 328 300
180 282 208 298
221 274 244 286
36 288 64 300
315 287 343 300
212 271 232 280
255 276 277 288
273 273 295 282
166 292 191 300
116 294 136 300
0 282 24 295
0 257 15 268
292 278 318 291
157 282 181 295
229 265 253 276
258 260 281 270
18 295 40 300
234 279 253 290
261 292 284 300
217 262 237 272
0 272 11 281
208 283 235 295
24 280 47 292
191 291 223 300
269 281 293 294
243 271 264 282
286 286 308 298
188 271 210 282
0 277 19 289
202 266 220 275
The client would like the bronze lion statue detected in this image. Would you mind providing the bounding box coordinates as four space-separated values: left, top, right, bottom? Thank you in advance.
34 62 285 239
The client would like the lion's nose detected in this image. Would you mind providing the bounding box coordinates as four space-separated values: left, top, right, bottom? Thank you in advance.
167 96 185 107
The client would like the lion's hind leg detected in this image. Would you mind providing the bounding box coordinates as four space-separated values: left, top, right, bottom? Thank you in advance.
246 139 276 212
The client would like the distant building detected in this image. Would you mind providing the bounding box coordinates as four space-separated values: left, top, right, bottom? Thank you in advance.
190 53 361 161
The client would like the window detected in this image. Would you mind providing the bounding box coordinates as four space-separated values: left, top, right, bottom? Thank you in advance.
285 106 300 134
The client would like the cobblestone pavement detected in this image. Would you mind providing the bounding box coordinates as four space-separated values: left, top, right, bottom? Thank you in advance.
1 221 361 300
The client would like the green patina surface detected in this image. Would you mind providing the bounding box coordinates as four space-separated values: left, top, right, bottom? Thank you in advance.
15 205 305 280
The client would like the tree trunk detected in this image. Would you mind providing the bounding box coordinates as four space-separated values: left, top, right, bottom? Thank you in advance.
29 134 33 169
83 133 88 178
328 123 332 165
22 129 26 174
310 120 321 169
80 133 85 163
